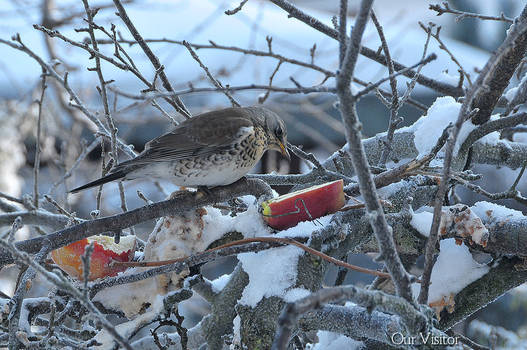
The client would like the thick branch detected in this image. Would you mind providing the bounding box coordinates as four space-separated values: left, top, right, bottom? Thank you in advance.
336 0 414 303
0 179 272 267
471 6 527 124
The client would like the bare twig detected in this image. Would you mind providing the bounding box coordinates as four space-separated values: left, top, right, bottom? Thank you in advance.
419 22 472 86
48 137 101 194
82 0 133 225
354 54 437 99
112 0 191 118
225 0 248 15
452 163 527 206
430 2 513 23
338 0 348 66
399 23 432 107
182 40 240 107
109 84 334 99
267 0 463 97
258 60 283 104
370 11 401 166
44 195 81 225
114 236 391 279
0 37 136 158
33 71 47 208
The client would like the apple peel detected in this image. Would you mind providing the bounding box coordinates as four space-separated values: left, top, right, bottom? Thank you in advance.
51 235 136 281
261 179 345 230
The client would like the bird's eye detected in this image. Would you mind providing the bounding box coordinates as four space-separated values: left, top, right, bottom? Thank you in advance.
275 127 283 138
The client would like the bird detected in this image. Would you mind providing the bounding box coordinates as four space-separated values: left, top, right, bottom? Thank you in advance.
70 106 290 193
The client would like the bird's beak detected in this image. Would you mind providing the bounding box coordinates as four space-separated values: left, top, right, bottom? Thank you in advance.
279 142 291 161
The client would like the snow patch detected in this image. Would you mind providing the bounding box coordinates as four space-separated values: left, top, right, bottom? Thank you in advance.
309 331 364 350
411 204 489 245
410 211 434 237
210 274 231 293
471 201 525 222
238 245 303 307
95 295 165 349
412 239 489 304
504 72 527 102
202 197 271 239
376 180 407 198
231 315 241 349
275 213 334 238
505 86 519 101
413 96 462 157
439 70 460 86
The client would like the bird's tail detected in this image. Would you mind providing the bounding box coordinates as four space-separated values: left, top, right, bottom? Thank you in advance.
70 170 127 193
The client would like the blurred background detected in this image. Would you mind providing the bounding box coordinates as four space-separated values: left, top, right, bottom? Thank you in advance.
1 0 526 344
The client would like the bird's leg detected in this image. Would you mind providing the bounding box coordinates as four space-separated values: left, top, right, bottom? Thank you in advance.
196 186 213 199
113 229 122 244
227 197 246 216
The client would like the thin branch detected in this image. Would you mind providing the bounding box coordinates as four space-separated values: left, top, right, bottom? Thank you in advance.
430 2 513 23
44 195 81 225
113 236 391 279
96 39 335 77
0 36 136 158
354 54 437 100
225 0 248 15
33 71 47 208
112 0 191 118
399 23 432 107
419 22 472 86
267 0 463 97
371 11 401 166
82 0 132 227
258 60 282 104
48 137 101 194
452 164 527 206
182 40 240 107
338 0 348 67
108 84 334 99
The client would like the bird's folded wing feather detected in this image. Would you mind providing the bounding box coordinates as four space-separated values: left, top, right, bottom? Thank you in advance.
130 108 255 164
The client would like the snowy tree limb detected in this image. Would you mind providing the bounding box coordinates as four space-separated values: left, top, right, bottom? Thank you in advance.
0 178 272 267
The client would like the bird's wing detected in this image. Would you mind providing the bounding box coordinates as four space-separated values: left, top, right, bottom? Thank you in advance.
131 108 255 165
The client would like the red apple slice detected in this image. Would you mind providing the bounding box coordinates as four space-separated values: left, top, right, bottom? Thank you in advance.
261 179 345 230
51 235 136 281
